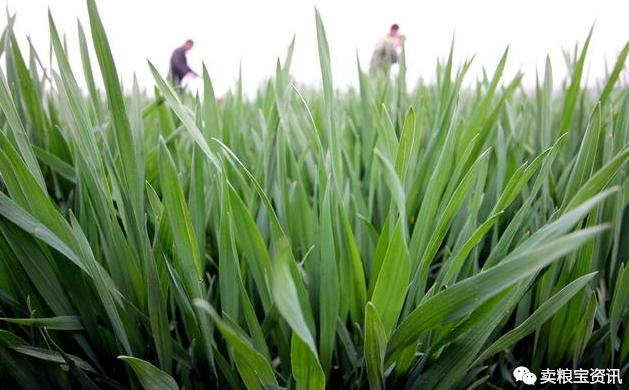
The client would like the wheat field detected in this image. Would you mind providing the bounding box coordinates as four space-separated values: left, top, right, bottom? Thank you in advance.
0 1 628 388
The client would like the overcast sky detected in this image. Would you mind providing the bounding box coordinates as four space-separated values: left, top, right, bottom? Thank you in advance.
3 0 629 96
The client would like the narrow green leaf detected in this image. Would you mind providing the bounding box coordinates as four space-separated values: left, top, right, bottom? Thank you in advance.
119 356 179 390
0 316 83 331
475 272 597 363
371 220 410 336
364 302 387 390
195 300 278 389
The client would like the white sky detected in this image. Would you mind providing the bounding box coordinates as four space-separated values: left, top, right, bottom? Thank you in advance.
3 0 629 97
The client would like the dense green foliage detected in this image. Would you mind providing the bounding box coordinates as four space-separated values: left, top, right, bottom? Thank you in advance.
0 1 628 388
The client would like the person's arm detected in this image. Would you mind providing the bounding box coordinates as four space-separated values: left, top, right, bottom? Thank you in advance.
175 61 193 77
180 62 198 77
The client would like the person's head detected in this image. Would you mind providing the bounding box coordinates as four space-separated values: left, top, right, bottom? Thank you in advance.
389 24 399 36
183 39 194 51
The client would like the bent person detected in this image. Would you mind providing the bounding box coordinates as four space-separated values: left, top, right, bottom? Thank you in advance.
370 24 404 75
169 39 198 86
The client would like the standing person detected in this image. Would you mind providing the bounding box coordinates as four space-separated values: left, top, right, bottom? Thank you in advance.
370 24 404 75
169 39 198 87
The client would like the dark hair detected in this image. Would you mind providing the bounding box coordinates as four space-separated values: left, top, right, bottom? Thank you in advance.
185 39 194 45
390 24 399 31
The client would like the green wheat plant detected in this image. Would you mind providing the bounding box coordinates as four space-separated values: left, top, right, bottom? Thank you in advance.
0 1 628 388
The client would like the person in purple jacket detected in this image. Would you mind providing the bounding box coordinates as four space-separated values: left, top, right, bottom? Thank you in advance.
169 39 198 86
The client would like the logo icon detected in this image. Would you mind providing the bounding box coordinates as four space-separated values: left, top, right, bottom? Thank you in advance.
513 366 537 385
